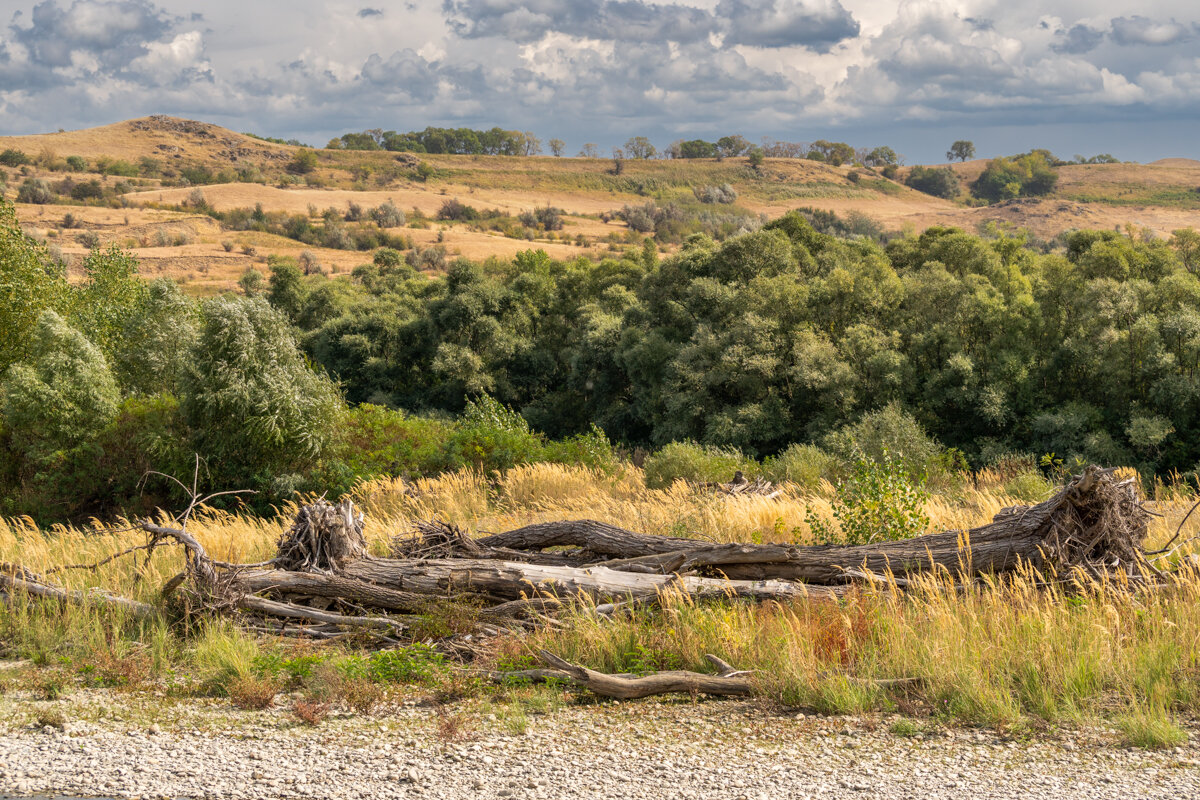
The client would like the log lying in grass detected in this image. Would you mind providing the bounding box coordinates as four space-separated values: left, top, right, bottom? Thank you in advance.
438 466 1152 585
0 566 157 620
0 466 1156 646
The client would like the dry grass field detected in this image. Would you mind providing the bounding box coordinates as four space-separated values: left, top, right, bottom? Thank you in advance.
2 463 1199 741
2 116 1199 293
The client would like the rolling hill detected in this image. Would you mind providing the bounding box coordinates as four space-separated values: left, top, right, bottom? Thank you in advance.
1 116 1198 293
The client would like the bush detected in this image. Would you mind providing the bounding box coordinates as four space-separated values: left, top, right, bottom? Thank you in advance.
180 297 343 487
65 155 86 172
693 184 738 204
905 166 960 199
762 443 835 489
822 403 943 479
17 178 55 204
370 200 404 228
0 149 30 167
70 180 103 201
180 164 215 185
518 206 564 231
807 451 931 545
437 199 479 222
642 441 756 489
373 247 403 267
442 394 546 473
972 151 1058 202
287 150 319 175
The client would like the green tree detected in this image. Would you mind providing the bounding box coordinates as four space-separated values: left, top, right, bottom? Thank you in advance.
73 246 149 362
1170 228 1200 275
287 149 319 175
865 146 899 166
180 297 342 484
624 136 657 159
947 140 976 162
747 147 765 171
716 135 751 159
113 279 199 396
971 151 1058 202
904 166 960 199
548 138 566 157
2 311 119 466
0 199 70 374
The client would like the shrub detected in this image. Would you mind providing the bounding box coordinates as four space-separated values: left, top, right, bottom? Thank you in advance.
822 403 943 479
370 200 404 228
762 443 836 489
298 249 322 275
0 149 30 167
643 441 756 489
180 296 343 486
373 247 403 267
437 198 479 222
519 206 564 231
2 311 120 465
70 180 103 201
905 166 960 199
972 151 1059 202
64 155 86 172
96 158 138 177
693 184 738 204
222 240 234 252
287 150 319 175
180 164 214 185
228 674 279 710
16 178 55 204
807 451 931 545
75 231 100 249
442 394 546 473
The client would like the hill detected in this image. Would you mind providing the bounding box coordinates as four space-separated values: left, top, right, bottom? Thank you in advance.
1 116 1199 292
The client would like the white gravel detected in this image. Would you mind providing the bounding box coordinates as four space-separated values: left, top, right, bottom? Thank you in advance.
1 689 1197 800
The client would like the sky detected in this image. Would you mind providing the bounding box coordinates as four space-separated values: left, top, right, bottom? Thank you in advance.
0 0 1198 162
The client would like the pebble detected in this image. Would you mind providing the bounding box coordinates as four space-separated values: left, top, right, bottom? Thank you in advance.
0 689 1197 800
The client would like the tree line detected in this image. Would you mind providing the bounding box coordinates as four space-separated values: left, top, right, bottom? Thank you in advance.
4 195 1200 522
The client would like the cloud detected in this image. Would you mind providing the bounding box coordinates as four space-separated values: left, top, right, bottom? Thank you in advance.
1110 16 1191 46
1052 23 1104 54
717 0 859 50
443 0 713 45
2 0 1200 162
11 0 172 69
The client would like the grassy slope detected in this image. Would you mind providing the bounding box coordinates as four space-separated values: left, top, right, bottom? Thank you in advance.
2 117 1199 294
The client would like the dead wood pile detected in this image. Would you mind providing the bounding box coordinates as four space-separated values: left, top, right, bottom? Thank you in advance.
0 466 1165 697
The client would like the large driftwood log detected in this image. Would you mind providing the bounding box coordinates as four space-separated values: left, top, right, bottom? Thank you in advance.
2 467 1154 646
0 568 157 620
448 467 1150 585
242 559 845 605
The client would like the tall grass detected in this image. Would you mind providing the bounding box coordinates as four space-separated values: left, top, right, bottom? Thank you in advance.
3 463 1199 741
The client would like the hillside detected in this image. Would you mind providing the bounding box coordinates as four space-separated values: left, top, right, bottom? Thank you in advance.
2 116 1199 292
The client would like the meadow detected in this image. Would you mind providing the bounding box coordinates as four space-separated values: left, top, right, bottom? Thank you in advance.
2 462 1198 748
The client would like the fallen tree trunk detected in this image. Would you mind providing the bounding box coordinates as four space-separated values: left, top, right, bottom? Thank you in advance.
242 559 846 606
0 568 157 620
1 467 1155 647
447 467 1151 585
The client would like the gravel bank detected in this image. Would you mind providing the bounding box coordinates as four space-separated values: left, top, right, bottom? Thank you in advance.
1 689 1197 800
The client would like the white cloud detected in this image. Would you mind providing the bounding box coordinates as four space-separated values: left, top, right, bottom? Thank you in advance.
1 0 1199 161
